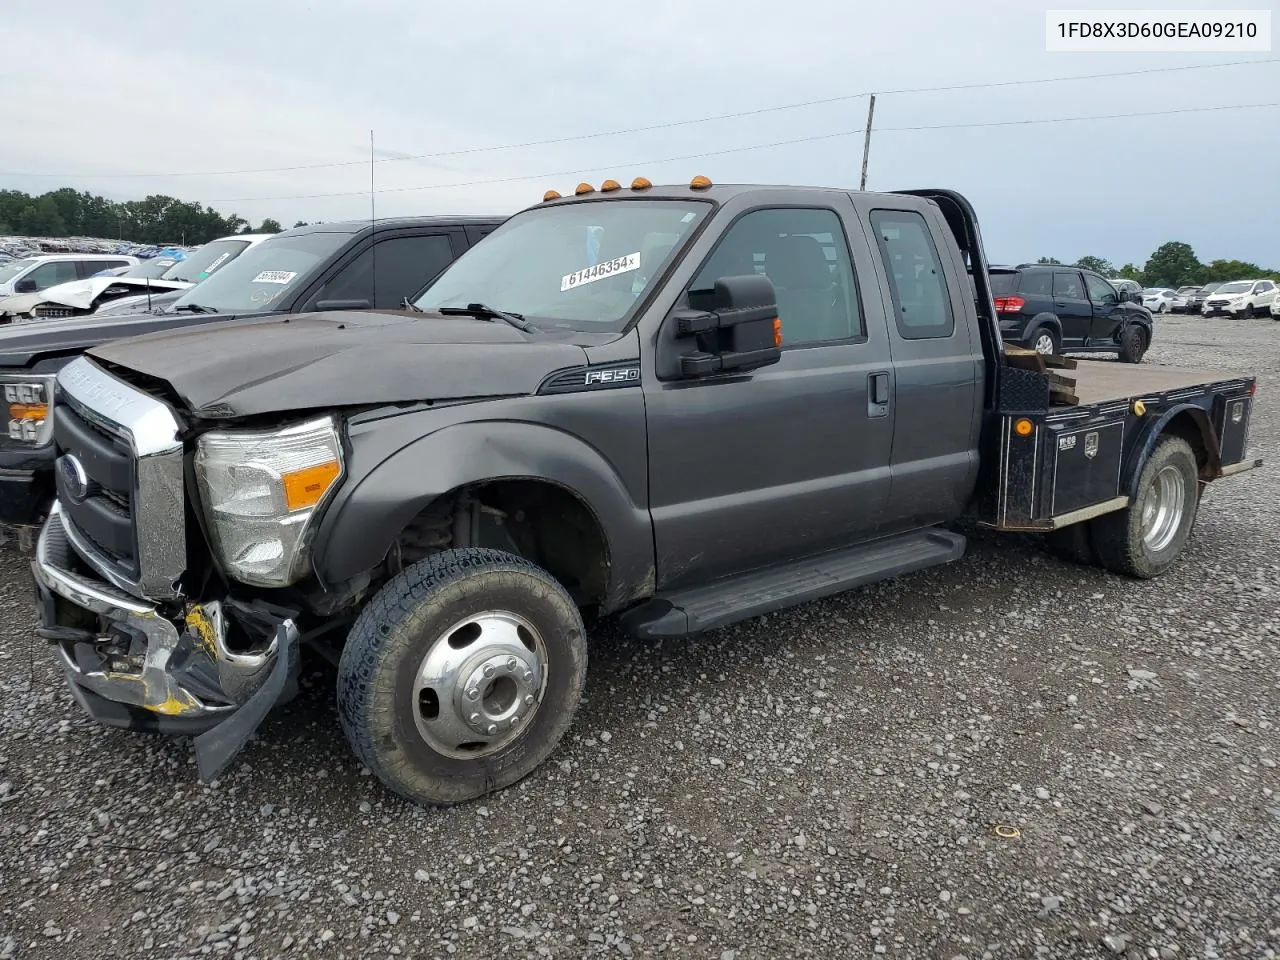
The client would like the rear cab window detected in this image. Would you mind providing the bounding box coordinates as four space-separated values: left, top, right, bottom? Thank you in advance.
868 209 955 340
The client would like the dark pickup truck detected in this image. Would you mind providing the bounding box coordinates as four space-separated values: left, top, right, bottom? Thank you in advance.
31 179 1261 808
0 215 504 528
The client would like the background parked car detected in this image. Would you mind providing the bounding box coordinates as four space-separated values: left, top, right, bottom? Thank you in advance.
1201 279 1278 318
0 253 139 300
1170 285 1202 312
1109 278 1143 303
1142 287 1177 313
25 234 273 320
990 263 1153 362
0 256 192 322
1185 281 1225 313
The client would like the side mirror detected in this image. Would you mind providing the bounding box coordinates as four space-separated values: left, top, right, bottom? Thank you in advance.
13 277 37 293
668 275 782 378
314 298 371 312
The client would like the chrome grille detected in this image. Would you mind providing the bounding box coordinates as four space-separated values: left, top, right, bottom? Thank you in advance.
34 305 76 318
53 356 187 600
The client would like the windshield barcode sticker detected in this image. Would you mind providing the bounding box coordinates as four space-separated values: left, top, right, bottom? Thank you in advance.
252 270 297 285
561 252 640 292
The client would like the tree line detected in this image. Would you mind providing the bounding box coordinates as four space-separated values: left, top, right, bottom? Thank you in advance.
0 187 307 246
1035 243 1280 289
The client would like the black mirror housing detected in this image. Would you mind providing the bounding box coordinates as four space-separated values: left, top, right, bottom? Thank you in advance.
671 274 782 378
13 278 37 293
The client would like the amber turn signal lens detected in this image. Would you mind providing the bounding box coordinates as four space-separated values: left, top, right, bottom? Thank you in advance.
772 317 782 347
1014 418 1034 437
543 189 561 201
600 179 621 191
1133 400 1147 416
575 182 594 195
9 402 47 420
631 177 652 190
689 175 712 189
282 460 341 511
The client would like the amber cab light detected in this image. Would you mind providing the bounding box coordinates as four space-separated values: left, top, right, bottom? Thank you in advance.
689 175 712 189
575 182 594 195
543 189 562 201
631 177 652 190
600 179 621 191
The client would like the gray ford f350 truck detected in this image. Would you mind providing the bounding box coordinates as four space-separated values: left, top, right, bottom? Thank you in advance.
32 178 1261 807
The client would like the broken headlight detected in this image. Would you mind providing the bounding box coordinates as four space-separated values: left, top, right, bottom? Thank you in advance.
2 374 56 446
194 416 344 588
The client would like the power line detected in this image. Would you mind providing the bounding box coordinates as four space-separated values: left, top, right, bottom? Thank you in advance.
208 101 1280 204
4 57 1277 181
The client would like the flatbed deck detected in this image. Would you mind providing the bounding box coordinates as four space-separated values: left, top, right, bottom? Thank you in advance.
1068 359 1253 406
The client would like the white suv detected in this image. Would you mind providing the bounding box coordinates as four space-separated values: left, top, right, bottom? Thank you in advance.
1202 279 1278 318
0 253 140 298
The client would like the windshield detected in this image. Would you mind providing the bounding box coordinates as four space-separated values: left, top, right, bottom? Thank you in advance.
1200 282 1224 293
167 231 350 313
1175 286 1199 295
0 258 35 284
120 259 180 280
161 238 251 284
414 199 711 330
1215 281 1251 294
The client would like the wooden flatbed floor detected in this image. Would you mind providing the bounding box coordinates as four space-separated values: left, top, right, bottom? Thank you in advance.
1068 359 1251 406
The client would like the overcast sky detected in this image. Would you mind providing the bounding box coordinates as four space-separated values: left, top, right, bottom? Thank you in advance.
1 0 1276 268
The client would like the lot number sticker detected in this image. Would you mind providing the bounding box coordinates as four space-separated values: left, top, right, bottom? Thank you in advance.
252 270 298 285
561 252 640 292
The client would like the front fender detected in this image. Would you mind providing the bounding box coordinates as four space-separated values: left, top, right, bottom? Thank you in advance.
311 417 655 612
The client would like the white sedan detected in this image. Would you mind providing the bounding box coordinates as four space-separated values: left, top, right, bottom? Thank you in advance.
1142 287 1177 313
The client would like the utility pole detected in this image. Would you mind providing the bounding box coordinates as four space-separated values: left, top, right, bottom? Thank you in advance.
859 94 877 191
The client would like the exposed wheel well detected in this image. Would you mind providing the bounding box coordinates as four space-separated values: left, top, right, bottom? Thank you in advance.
395 480 611 611
1161 410 1216 481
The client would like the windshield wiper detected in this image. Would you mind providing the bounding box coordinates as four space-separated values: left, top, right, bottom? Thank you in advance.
170 303 218 314
438 302 535 332
401 296 424 313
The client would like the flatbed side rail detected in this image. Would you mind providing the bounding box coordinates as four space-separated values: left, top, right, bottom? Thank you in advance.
979 371 1261 533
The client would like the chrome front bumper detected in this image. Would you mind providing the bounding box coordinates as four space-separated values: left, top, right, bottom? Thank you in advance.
33 503 300 777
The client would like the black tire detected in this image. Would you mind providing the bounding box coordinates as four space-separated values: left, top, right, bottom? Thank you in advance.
1089 436 1200 579
1117 324 1147 363
1027 324 1060 356
1042 522 1097 566
336 547 588 806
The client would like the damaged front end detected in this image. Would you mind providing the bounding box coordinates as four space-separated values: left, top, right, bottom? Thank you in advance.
33 501 300 781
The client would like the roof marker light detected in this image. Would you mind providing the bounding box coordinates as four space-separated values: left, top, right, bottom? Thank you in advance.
690 175 713 189
575 182 594 195
631 177 652 190
543 190 561 202
600 179 621 191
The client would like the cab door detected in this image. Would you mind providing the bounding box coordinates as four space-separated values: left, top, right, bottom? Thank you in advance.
643 193 896 590
1052 270 1092 345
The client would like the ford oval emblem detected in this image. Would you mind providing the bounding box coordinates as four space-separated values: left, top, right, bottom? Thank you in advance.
57 454 90 504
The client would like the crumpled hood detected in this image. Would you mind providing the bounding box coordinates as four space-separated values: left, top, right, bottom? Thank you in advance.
0 276 190 316
87 310 601 418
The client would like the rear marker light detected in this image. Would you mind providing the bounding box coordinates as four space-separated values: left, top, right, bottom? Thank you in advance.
994 296 1025 313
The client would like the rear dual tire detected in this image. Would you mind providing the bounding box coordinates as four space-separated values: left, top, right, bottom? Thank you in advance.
1045 437 1200 579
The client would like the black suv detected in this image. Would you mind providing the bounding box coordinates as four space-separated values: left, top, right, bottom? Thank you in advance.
989 264 1153 363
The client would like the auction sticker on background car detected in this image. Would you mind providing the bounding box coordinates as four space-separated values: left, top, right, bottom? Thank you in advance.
561 252 640 292
253 271 297 285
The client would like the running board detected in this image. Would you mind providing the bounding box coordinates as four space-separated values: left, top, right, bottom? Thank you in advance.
619 528 967 638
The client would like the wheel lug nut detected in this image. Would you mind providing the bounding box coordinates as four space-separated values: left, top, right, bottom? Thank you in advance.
486 724 498 735
506 657 519 671
466 687 479 700
523 694 535 706
522 670 534 683
509 718 520 729
469 712 480 724
483 664 495 678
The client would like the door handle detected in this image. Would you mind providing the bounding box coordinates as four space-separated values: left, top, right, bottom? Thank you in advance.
868 371 890 418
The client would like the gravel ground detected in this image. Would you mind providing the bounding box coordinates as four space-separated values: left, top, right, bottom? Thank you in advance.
2 316 1278 960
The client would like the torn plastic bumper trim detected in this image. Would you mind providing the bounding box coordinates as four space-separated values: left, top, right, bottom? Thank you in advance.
32 503 300 780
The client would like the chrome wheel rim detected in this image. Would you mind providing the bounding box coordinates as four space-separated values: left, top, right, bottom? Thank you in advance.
411 610 547 759
1140 464 1186 552
1034 333 1055 354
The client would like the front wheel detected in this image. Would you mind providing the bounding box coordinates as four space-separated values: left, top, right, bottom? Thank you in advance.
337 548 588 806
1117 324 1147 363
1089 436 1200 579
